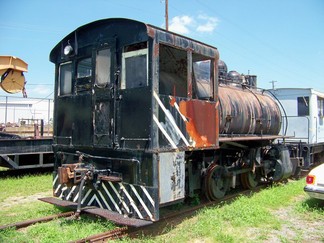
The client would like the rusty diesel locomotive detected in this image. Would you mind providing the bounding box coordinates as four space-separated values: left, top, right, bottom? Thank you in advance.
44 18 293 226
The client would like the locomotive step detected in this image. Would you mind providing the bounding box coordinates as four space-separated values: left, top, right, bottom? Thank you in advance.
39 197 152 227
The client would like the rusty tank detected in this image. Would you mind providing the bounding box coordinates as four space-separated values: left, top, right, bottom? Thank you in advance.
218 84 281 135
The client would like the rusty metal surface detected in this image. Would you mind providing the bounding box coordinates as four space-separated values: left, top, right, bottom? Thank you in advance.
39 197 79 208
83 208 153 227
39 197 153 227
0 211 74 230
74 227 128 243
179 99 219 147
219 135 284 142
146 24 219 59
218 85 281 135
98 174 122 182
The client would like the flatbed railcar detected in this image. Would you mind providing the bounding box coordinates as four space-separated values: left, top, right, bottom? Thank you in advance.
0 132 53 171
43 18 294 226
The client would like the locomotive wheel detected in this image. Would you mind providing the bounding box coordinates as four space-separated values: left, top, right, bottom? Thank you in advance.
241 170 259 189
204 164 229 200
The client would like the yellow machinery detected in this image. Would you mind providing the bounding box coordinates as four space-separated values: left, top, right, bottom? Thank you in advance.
0 56 28 94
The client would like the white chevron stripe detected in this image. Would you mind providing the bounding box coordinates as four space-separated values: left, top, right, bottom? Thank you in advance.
153 91 190 146
88 194 104 209
170 96 188 122
66 186 76 200
55 184 61 195
98 190 112 210
119 183 143 219
59 186 68 198
130 185 153 220
153 114 177 149
73 192 78 202
81 189 92 204
108 181 130 214
102 183 122 214
73 186 85 202
53 174 58 186
140 185 155 207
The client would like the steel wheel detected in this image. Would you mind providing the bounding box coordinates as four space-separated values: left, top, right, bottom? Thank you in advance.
241 170 259 189
204 164 229 200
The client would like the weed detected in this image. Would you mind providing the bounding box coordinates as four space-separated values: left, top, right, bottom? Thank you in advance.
294 197 324 223
156 179 321 242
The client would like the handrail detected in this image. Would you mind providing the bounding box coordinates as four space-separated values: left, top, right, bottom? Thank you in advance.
282 115 310 144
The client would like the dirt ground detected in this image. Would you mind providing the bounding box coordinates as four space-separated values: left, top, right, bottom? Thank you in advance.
0 191 52 208
255 195 324 242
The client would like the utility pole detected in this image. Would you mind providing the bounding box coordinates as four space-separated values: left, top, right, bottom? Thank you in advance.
165 0 169 31
270 80 277 90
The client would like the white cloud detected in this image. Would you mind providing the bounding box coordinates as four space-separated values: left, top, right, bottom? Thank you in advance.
196 15 219 33
169 15 194 34
168 14 218 35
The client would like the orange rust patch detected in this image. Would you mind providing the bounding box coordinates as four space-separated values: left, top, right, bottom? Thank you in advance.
153 43 159 58
169 96 176 107
147 26 156 38
179 99 219 148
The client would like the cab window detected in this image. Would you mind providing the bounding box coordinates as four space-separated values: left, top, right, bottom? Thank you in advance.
59 62 72 96
159 44 187 97
77 58 92 78
297 96 309 116
121 43 148 89
193 59 212 99
318 97 324 117
95 49 111 87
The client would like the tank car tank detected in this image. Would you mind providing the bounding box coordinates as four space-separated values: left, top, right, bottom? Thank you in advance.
218 85 281 135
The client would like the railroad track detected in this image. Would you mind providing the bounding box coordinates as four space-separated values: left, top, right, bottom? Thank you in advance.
72 227 128 243
0 180 301 242
0 210 129 242
71 184 269 242
0 211 75 231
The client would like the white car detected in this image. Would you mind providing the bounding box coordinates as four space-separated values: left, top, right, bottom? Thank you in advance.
304 163 324 200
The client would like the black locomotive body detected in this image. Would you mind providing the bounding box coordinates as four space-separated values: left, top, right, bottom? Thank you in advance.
49 18 293 224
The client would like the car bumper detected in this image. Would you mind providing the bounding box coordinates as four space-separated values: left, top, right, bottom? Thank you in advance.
304 185 324 200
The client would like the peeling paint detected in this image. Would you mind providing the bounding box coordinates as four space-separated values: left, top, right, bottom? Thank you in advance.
179 99 218 147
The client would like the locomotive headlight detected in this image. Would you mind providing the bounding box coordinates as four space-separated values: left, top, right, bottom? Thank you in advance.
64 44 74 56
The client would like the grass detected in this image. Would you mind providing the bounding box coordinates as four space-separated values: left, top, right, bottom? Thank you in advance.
0 216 116 243
0 173 53 202
0 174 117 242
0 166 9 171
0 174 323 242
295 196 324 217
147 180 324 243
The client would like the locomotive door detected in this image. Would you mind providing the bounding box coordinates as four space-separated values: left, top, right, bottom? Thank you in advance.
93 40 117 148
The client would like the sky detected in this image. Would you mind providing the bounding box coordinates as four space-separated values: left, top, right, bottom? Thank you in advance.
0 0 323 99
